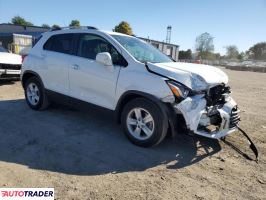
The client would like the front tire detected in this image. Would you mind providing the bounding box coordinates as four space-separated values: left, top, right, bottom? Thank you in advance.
121 98 168 147
24 77 50 110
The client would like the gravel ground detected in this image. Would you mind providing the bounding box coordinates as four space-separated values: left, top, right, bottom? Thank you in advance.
0 68 265 200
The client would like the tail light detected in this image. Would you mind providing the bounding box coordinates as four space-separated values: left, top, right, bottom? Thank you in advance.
22 54 28 63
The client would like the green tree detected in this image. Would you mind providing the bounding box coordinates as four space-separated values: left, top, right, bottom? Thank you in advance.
11 16 33 26
237 52 245 60
114 21 133 35
195 32 214 59
225 45 239 59
247 42 266 60
178 49 192 60
52 24 60 29
69 20 80 27
41 24 50 28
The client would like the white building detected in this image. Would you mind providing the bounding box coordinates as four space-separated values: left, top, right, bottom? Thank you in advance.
138 37 179 61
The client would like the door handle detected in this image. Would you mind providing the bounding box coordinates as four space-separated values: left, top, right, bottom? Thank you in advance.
72 64 79 70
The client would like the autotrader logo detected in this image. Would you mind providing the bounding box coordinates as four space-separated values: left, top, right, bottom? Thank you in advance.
0 188 54 199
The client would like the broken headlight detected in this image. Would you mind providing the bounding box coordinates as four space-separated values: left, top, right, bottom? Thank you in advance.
167 81 189 101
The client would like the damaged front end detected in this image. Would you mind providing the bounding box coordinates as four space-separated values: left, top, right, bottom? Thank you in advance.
174 84 240 139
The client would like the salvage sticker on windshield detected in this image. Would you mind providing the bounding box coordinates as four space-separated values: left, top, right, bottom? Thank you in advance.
0 188 54 199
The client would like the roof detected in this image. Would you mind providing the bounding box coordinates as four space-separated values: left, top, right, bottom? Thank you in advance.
45 28 131 38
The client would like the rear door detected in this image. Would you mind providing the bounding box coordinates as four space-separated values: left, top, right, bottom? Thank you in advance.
42 33 75 95
69 33 127 110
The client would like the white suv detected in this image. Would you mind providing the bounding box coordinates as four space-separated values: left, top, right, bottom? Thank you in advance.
21 27 240 147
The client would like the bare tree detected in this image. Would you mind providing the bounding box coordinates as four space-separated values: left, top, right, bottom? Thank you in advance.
225 45 239 59
195 32 214 59
247 42 266 60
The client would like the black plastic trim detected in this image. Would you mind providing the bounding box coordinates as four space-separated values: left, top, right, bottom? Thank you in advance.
45 89 114 114
21 70 44 88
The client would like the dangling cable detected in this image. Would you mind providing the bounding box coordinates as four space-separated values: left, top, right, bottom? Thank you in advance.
221 126 259 162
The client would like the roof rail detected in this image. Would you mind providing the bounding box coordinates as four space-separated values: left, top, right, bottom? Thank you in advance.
50 26 98 31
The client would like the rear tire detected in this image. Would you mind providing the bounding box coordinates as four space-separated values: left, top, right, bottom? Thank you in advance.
121 98 168 147
24 77 50 110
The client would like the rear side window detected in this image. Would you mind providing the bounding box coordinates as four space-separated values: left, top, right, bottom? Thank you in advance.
43 34 73 54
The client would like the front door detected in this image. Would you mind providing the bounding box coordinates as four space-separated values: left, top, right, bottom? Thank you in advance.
69 33 127 110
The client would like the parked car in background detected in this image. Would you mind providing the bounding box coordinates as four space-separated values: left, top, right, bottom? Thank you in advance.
0 46 22 79
21 27 240 147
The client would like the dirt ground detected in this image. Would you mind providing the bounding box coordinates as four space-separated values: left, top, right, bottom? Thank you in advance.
0 68 265 200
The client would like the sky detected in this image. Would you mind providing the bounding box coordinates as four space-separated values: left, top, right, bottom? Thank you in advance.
0 0 265 54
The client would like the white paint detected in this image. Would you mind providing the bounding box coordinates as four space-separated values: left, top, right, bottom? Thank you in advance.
0 52 21 65
148 62 228 90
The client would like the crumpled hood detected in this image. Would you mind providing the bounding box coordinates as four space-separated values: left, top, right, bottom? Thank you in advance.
0 52 22 65
147 62 228 90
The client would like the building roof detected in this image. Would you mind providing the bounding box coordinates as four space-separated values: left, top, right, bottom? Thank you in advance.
0 23 50 38
0 23 50 30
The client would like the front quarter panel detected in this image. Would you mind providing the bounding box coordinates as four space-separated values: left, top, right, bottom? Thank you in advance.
115 63 174 104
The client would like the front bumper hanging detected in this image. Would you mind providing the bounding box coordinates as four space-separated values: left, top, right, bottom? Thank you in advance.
174 94 239 139
174 94 258 161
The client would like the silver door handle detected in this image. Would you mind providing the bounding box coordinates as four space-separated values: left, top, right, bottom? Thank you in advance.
72 64 79 70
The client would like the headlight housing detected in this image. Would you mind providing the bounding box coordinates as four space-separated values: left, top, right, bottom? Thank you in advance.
167 81 189 101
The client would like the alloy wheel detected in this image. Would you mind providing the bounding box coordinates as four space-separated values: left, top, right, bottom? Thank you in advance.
26 82 40 106
126 107 155 140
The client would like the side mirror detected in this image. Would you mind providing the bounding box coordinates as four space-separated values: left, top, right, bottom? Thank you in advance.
96 52 113 66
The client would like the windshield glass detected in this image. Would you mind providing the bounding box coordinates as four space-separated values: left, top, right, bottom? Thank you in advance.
111 35 173 63
0 47 8 52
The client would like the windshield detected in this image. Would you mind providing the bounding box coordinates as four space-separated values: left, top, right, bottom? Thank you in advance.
0 47 8 53
111 35 173 63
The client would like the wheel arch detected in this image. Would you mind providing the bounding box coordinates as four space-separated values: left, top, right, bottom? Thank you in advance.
21 70 44 89
115 90 178 137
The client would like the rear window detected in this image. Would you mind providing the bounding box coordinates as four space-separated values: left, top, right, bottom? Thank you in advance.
43 34 73 54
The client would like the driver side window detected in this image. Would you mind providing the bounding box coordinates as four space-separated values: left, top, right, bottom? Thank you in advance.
77 34 127 66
